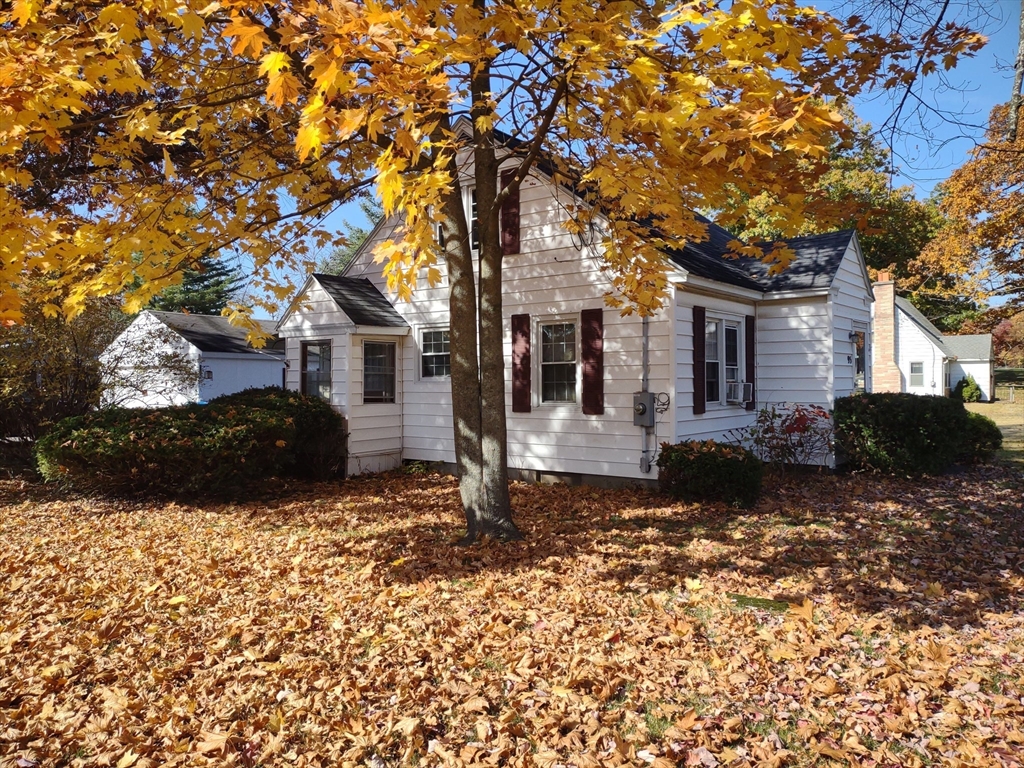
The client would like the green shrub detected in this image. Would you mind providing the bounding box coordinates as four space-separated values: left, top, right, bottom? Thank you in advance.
656 440 763 507
834 393 970 474
959 412 1003 463
952 374 983 403
35 404 294 498
210 387 346 480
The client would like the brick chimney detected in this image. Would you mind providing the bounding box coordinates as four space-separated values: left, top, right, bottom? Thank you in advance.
872 271 901 392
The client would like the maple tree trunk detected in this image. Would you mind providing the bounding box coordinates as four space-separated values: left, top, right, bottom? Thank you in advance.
444 53 523 544
437 111 522 544
472 92 521 543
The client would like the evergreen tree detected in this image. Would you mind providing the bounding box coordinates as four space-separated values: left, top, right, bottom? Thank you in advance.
149 256 243 315
318 198 384 275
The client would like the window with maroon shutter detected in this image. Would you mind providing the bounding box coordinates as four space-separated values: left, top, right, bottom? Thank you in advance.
500 169 520 255
511 314 531 412
745 315 756 410
580 308 604 415
692 306 706 415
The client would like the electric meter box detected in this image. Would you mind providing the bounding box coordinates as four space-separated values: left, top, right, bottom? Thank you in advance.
633 391 656 427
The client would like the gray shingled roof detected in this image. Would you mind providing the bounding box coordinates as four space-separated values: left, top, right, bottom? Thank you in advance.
665 219 854 293
894 297 947 352
664 215 765 292
943 334 992 361
313 275 409 328
745 230 856 291
150 312 283 355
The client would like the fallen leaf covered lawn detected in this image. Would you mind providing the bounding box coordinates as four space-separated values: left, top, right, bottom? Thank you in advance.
2 467 1023 768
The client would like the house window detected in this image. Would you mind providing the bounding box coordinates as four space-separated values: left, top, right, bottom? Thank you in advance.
540 322 576 403
421 329 450 378
910 361 924 388
301 342 331 401
853 331 866 391
705 319 742 405
470 188 479 251
364 341 396 403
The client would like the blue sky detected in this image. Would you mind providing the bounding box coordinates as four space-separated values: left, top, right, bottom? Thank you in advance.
842 0 1021 198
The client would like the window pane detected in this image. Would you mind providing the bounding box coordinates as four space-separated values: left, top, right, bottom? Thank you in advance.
364 342 396 403
725 325 739 367
542 323 575 363
542 362 576 403
705 321 719 362
909 361 924 387
706 361 719 403
470 189 479 251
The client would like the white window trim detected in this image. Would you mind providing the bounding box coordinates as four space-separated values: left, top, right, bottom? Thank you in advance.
361 338 398 405
418 325 451 381
534 314 581 409
704 313 745 408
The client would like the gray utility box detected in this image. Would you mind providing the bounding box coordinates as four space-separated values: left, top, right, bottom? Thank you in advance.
633 391 656 427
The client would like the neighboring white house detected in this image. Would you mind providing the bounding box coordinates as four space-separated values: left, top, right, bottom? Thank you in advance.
277 140 874 481
872 276 995 401
102 310 286 407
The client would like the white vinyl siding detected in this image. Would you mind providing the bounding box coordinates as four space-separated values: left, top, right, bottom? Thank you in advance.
347 335 403 474
829 242 873 399
198 354 284 402
949 360 993 402
756 297 832 408
280 280 351 412
674 291 757 442
895 310 945 395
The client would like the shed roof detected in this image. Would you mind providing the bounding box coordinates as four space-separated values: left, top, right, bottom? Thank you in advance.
312 275 409 328
943 334 992 361
150 311 282 355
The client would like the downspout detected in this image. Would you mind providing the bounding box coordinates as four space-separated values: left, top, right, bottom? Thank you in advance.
640 315 652 473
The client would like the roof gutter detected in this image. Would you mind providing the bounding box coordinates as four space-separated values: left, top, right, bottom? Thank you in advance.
762 287 831 301
672 272 764 301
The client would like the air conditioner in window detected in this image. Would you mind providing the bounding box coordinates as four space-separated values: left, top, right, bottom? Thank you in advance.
726 382 753 404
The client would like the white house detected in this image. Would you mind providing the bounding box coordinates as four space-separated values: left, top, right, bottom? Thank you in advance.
102 310 286 407
872 276 995 401
277 148 874 481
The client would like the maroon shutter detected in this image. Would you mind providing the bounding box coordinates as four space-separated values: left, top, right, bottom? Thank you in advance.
500 169 521 255
745 314 756 411
581 308 604 415
693 305 706 415
511 313 531 412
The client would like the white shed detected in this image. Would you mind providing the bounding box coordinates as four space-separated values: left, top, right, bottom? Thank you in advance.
101 311 285 407
945 335 995 402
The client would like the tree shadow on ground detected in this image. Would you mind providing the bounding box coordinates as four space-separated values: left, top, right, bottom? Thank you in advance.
233 464 1024 632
